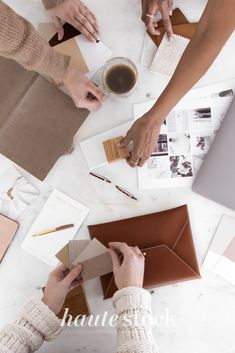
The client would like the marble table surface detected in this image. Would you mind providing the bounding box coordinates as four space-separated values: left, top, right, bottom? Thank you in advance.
1 1 235 352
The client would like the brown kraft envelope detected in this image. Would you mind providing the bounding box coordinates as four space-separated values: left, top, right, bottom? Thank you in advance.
88 205 201 299
0 57 89 181
148 8 197 46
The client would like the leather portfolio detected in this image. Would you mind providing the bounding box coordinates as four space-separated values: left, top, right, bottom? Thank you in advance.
0 57 89 180
88 205 201 299
148 8 197 46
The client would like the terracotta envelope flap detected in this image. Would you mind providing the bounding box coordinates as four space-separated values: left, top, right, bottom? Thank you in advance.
88 205 200 299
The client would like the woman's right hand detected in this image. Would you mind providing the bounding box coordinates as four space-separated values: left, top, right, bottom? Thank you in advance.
63 66 106 111
108 242 145 289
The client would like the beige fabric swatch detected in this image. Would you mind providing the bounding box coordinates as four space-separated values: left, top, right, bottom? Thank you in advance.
81 252 113 281
150 34 190 77
73 238 107 265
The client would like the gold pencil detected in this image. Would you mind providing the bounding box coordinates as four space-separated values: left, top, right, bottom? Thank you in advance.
32 223 74 237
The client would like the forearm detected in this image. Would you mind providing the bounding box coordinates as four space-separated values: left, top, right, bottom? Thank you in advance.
0 297 62 353
150 0 235 123
113 287 157 353
0 0 70 81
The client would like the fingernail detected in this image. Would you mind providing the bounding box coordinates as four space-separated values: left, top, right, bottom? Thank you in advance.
169 10 172 16
58 33 63 41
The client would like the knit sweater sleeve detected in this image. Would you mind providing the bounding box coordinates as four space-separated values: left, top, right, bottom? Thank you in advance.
0 297 62 353
113 287 157 353
0 0 70 81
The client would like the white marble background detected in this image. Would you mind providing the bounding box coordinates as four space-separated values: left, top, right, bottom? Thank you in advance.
1 0 235 352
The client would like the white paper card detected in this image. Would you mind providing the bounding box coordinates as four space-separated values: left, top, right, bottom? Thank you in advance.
76 36 113 73
21 189 89 266
80 121 133 170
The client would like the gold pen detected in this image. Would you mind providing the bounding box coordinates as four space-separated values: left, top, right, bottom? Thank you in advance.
32 223 74 237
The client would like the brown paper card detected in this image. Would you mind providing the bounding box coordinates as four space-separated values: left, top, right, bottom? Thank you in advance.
0 214 19 262
69 240 90 266
148 8 197 46
56 243 70 269
81 252 113 281
103 136 129 163
54 38 88 74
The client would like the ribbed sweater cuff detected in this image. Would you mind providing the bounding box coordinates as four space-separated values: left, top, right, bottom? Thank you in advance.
42 0 66 10
21 297 62 341
113 287 152 315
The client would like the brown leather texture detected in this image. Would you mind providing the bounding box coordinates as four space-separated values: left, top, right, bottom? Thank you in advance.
148 8 197 46
49 22 81 47
88 205 201 299
0 57 89 180
43 285 90 321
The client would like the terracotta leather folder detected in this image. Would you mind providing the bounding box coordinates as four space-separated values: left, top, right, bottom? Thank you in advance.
43 285 90 321
148 8 197 47
0 57 89 180
0 214 19 262
88 205 201 299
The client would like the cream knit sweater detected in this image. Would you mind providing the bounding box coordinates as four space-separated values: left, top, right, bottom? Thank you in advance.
0 0 70 81
0 287 157 353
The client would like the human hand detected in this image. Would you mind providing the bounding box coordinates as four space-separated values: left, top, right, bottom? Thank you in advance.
141 0 173 39
42 264 83 315
47 0 100 42
108 242 145 289
63 66 105 111
119 113 161 167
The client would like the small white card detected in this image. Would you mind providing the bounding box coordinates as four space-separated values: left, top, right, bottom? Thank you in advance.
21 189 89 266
80 121 133 170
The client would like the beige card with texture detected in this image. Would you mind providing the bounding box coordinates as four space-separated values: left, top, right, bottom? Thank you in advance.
54 38 88 73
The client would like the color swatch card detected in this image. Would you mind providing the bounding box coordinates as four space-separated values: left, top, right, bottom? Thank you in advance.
80 121 132 170
38 23 113 74
21 190 89 266
203 215 235 285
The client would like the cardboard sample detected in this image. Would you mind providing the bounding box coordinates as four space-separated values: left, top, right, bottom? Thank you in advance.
56 238 113 281
103 136 129 163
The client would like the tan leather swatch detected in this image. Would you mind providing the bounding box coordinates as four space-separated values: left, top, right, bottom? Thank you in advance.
103 136 129 163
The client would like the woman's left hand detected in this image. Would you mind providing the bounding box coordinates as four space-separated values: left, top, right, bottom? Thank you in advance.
47 0 100 42
42 264 83 315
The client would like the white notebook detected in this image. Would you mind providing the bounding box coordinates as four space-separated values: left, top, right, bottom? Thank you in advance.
21 189 89 266
80 121 133 170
